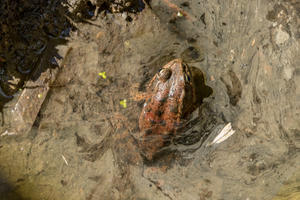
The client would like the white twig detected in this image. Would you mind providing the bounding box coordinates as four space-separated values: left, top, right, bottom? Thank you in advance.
61 155 69 166
1 130 17 136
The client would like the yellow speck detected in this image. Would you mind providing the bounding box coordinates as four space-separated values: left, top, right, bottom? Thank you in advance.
98 72 106 79
124 40 130 47
38 94 42 98
120 99 127 108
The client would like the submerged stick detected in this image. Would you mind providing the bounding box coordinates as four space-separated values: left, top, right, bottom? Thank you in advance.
2 46 72 135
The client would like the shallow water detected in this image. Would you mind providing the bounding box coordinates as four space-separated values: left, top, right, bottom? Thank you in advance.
0 0 299 199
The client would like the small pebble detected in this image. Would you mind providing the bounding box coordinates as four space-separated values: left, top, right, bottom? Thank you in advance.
121 12 127 19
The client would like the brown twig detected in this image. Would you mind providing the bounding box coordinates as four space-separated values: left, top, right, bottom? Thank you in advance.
163 0 195 21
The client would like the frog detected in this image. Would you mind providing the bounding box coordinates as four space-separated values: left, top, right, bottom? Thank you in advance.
138 58 212 160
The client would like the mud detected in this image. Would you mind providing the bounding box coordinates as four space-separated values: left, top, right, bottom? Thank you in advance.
0 0 299 200
0 0 73 112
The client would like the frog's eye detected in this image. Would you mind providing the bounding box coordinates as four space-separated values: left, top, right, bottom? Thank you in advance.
158 68 172 82
184 73 191 82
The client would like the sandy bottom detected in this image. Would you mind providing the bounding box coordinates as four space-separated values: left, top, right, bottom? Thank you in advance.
0 0 299 199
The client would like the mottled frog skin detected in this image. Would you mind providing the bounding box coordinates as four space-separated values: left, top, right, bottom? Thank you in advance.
138 58 211 160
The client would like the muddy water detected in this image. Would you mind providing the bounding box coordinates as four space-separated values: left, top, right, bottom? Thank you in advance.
0 0 300 200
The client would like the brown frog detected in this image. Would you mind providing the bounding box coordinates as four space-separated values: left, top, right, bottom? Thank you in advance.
138 58 212 160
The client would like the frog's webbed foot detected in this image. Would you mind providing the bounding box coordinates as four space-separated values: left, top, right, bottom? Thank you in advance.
131 73 159 101
130 83 148 101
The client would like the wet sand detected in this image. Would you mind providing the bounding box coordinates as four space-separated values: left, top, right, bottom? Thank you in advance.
0 0 299 199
